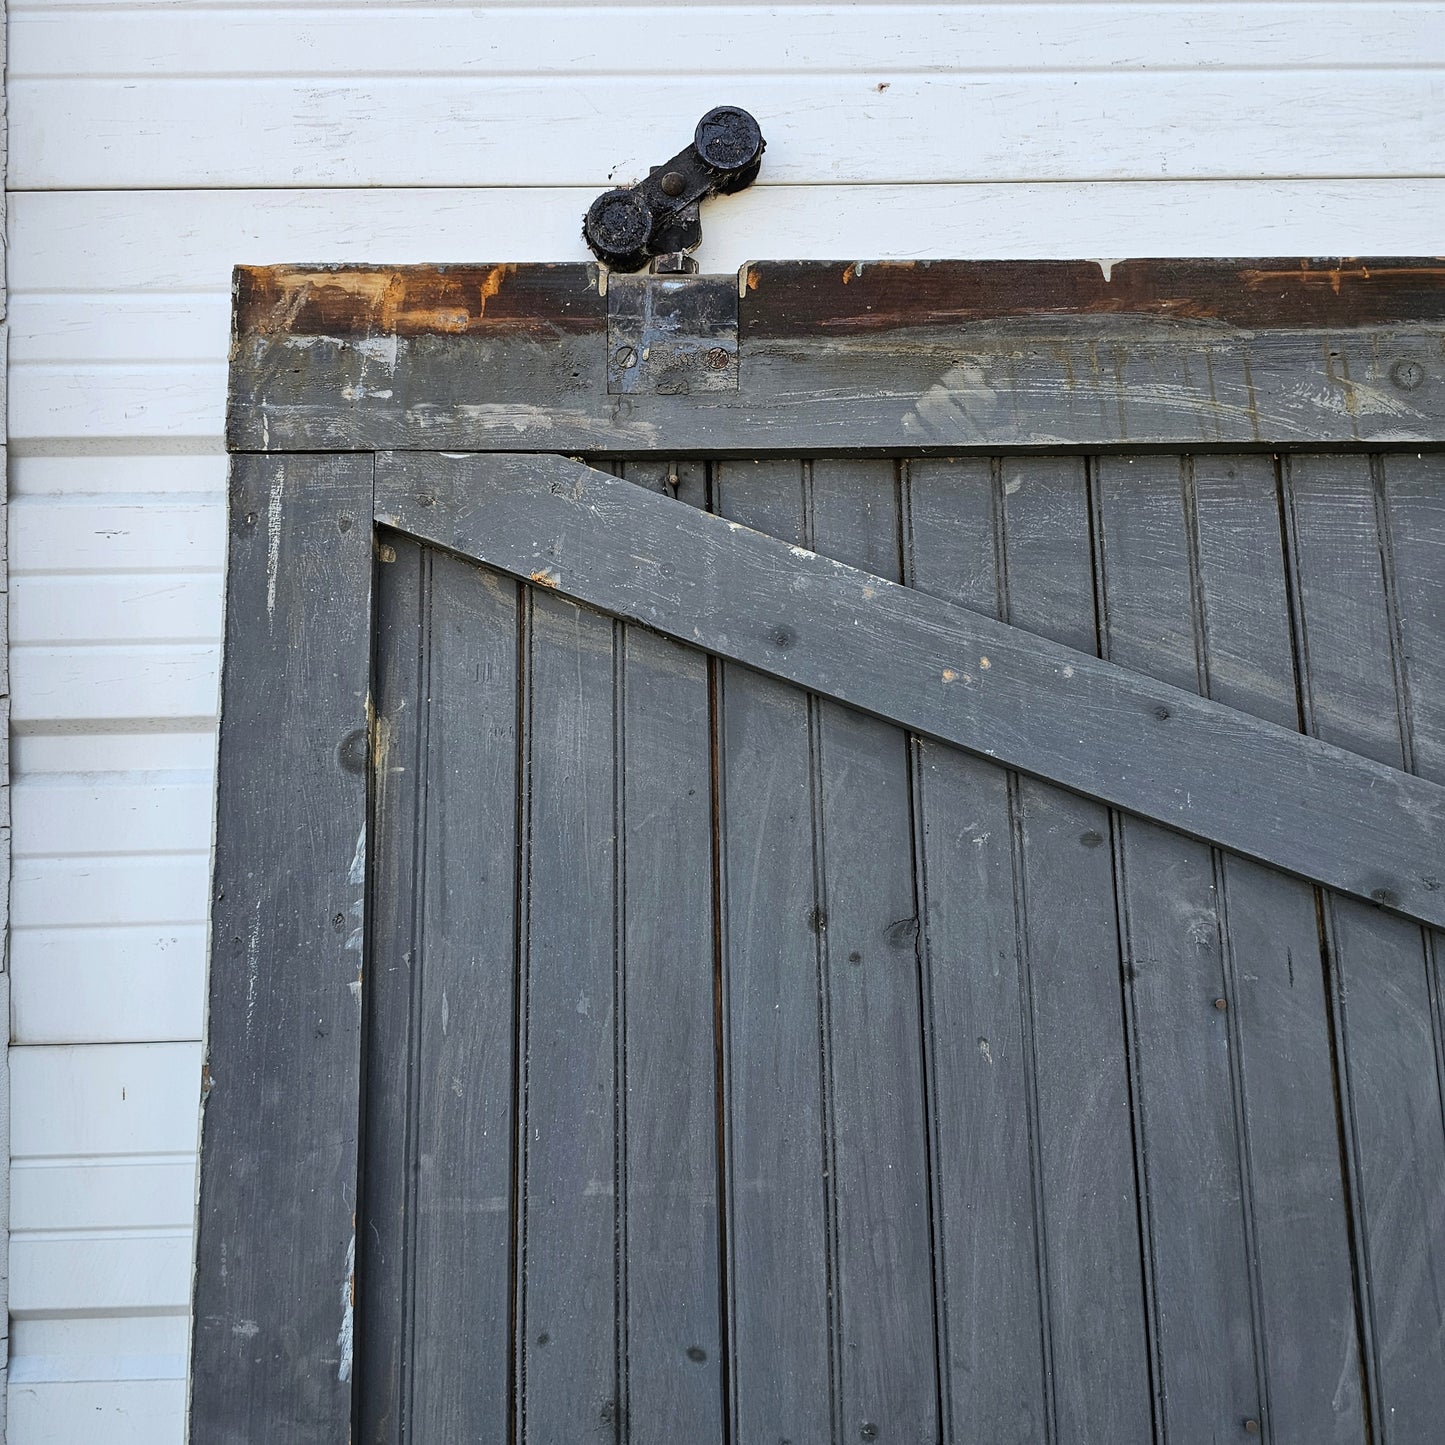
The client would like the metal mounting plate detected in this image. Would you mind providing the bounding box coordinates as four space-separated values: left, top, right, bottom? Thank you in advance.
606 273 740 395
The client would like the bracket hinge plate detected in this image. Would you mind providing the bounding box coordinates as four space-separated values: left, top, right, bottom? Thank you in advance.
606 274 740 395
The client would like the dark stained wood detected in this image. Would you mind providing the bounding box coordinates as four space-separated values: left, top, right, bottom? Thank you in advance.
906 456 1154 1440
1284 452 1445 1439
236 259 1445 342
234 262 604 338
358 540 520 1442
1188 455 1365 1442
228 260 1445 454
613 464 726 1445
514 586 621 1440
190 452 373 1443
375 450 1445 930
805 459 937 1443
711 459 835 1443
1096 456 1267 1435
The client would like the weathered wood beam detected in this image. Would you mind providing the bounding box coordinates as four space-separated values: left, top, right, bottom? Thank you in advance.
230 260 1445 452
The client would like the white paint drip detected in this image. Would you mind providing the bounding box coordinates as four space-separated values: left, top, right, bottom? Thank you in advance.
1091 258 1125 283
265 470 285 622
337 1233 356 1384
346 823 366 1008
245 902 261 1037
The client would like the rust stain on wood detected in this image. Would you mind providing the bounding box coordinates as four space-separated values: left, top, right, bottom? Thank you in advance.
233 258 1445 346
234 263 602 340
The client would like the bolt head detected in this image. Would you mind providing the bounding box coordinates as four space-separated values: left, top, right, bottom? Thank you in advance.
660 171 686 198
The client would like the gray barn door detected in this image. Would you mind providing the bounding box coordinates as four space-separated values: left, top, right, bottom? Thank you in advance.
355 448 1445 1444
192 259 1445 1445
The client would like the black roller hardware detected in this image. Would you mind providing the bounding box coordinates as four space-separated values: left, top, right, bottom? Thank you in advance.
583 106 765 271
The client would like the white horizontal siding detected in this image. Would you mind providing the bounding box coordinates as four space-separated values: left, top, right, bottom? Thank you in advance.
10 2 1444 1439
15 71 1445 188
15 4 1443 74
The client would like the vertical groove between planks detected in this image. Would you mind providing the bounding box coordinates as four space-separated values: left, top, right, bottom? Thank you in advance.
800 457 843 1442
398 546 434 1442
508 579 531 1445
513 584 535 1445
705 461 736 1445
897 460 950 1445
612 617 628 1445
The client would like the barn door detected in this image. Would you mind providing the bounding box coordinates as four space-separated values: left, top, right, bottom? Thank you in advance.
192 261 1445 1445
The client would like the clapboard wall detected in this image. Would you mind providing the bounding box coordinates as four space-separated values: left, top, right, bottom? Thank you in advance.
7 3 1445 1440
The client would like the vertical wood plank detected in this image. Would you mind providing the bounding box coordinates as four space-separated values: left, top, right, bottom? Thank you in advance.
907 456 1154 1441
992 456 1158 1443
1189 455 1366 1442
1284 452 1445 1440
356 533 425 1442
714 459 835 1445
617 465 726 1445
191 452 373 1443
1095 455 1263 1435
516 587 621 1441
359 540 520 1442
808 458 938 1444
906 457 1048 1441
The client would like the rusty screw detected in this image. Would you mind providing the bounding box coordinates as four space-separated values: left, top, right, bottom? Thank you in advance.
660 171 686 197
705 347 731 371
1214 997 1229 1011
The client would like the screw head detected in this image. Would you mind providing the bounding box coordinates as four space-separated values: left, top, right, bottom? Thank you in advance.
613 345 638 370
1391 359 1426 391
1244 1421 1261 1436
705 347 731 371
660 171 686 198
1214 997 1229 1011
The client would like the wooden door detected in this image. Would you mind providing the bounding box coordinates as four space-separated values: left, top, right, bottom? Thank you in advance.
192 261 1445 1444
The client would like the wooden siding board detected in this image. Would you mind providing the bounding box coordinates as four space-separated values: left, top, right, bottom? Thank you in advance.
805 458 938 1443
613 460 726 1445
18 5 1445 78
360 540 520 1442
712 458 835 1444
514 586 623 1441
17 186 1445 297
189 451 373 1443
1188 454 1367 1441
1283 453 1445 1438
905 455 1155 1439
987 456 1157 1440
375 450 1445 930
15 71 1445 189
1095 457 1265 1434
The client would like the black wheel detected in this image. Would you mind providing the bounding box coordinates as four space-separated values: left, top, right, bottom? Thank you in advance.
583 188 654 271
694 106 765 181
